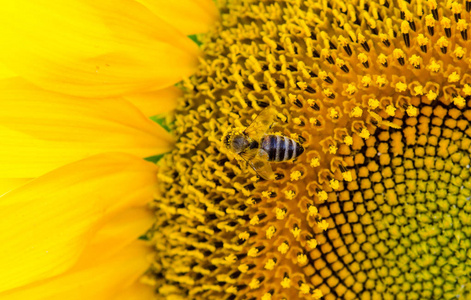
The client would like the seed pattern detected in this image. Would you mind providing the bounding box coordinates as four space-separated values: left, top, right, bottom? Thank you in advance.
150 1 471 299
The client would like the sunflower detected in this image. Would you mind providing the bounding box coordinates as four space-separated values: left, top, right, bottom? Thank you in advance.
0 0 217 299
154 0 471 299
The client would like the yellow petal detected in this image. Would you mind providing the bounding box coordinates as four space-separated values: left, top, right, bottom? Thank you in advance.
114 281 155 300
0 153 157 293
137 0 219 35
1 243 152 300
0 78 173 178
124 86 181 117
0 178 31 196
0 0 199 98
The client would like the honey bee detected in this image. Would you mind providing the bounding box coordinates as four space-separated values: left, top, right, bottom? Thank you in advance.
222 107 304 180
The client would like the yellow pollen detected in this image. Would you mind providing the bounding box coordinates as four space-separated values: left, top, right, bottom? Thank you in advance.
359 128 370 139
351 106 363 117
409 55 421 68
393 48 405 59
309 117 318 125
427 61 440 72
453 96 466 108
344 135 353 145
426 90 437 101
225 254 237 264
368 98 379 109
440 17 451 28
406 105 418 117
308 205 318 216
281 277 291 289
310 158 320 167
249 215 259 225
264 259 276 270
297 253 308 266
376 76 387 87
329 145 337 154
437 36 449 48
284 190 296 200
346 83 357 95
357 53 368 63
417 34 429 46
238 264 249 273
249 278 260 289
296 81 307 90
247 247 259 257
329 108 339 119
342 171 353 181
290 171 302 181
278 242 289 254
463 84 471 96
318 220 329 231
226 286 237 294
291 227 301 239
238 231 250 241
454 47 465 59
276 208 286 220
323 88 333 98
261 191 271 198
330 179 340 190
313 289 323 299
317 190 328 202
261 293 272 300
361 75 372 87
385 105 396 116
307 239 318 250
448 72 460 83
300 283 310 294
395 82 407 92
293 117 302 125
457 19 468 31
266 226 276 239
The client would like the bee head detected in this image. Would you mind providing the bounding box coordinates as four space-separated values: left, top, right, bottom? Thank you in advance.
222 128 249 154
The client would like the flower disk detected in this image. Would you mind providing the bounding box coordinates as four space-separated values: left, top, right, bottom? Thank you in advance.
152 1 471 299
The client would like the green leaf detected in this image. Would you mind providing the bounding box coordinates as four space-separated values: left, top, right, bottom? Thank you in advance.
188 34 202 46
150 115 171 132
144 154 165 164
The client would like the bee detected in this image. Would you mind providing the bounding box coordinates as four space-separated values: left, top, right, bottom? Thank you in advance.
222 107 304 180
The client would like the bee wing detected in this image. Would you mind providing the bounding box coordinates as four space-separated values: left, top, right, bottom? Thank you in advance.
247 149 274 180
244 107 277 141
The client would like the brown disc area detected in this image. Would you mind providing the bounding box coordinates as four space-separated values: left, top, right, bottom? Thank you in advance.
151 1 471 299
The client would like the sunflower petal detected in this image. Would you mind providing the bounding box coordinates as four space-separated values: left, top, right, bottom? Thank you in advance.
0 153 157 293
0 78 173 178
0 243 152 300
124 86 181 117
0 0 199 98
137 0 219 35
0 178 31 196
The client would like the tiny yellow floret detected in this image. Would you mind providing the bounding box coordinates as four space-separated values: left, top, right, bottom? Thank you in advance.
249 215 259 225
395 82 407 92
278 242 289 254
313 289 323 299
276 208 287 220
247 247 259 257
406 105 418 116
344 135 353 145
453 96 466 108
310 157 320 167
290 171 302 181
291 227 301 238
318 220 329 231
359 128 370 139
351 106 363 117
368 98 380 109
386 105 396 116
342 171 353 182
238 264 249 273
285 190 296 200
329 145 338 154
266 225 276 239
330 179 340 190
308 205 318 216
426 90 438 101
297 253 308 265
318 190 328 202
281 277 291 288
300 283 310 294
238 231 250 240
448 72 460 83
261 293 272 300
249 278 260 289
264 259 276 270
307 238 318 250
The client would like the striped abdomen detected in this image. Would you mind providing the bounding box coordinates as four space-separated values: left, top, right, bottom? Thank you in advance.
261 135 304 162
